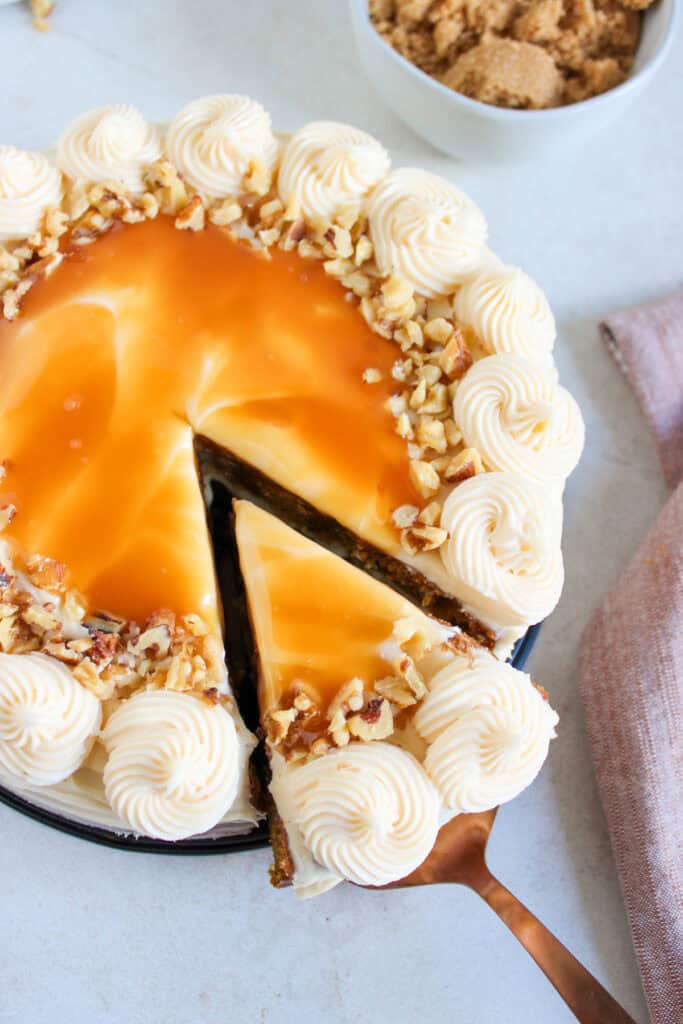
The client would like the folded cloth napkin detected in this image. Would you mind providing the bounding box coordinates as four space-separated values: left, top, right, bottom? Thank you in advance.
579 293 683 1024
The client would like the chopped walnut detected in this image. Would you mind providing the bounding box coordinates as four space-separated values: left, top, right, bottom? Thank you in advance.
417 416 447 453
423 317 453 345
175 195 205 232
327 677 365 720
444 447 484 484
266 707 298 743
381 274 414 313
439 331 473 379
409 459 441 499
347 697 393 740
0 505 17 532
394 653 427 700
324 225 354 259
362 367 383 384
392 504 419 529
374 675 418 710
418 500 441 526
293 689 314 712
401 524 448 555
355 235 374 265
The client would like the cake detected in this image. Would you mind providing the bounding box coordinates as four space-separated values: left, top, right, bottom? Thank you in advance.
0 96 583 872
235 500 558 896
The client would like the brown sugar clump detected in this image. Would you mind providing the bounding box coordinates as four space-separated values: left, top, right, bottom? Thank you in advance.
563 56 625 102
443 39 563 110
513 1 564 44
369 0 655 109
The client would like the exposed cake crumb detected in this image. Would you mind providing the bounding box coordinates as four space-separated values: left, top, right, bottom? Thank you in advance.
369 0 654 108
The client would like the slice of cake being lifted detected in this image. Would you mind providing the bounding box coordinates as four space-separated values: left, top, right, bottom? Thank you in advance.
234 500 559 898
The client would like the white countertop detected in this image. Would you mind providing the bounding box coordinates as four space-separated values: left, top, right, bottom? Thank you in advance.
1 3 681 1022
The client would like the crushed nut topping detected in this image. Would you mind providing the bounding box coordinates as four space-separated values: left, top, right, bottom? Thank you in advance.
0 553 227 705
444 446 485 485
347 697 393 741
262 618 480 762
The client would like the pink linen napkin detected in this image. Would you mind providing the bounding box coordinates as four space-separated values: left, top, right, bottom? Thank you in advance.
579 293 683 1024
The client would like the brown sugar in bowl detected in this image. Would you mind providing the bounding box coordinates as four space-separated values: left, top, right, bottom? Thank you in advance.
349 0 679 162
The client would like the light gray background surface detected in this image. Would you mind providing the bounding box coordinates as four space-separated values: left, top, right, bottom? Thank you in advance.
1 3 681 1022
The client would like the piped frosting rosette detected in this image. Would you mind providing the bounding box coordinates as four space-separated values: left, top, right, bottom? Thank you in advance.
283 742 440 887
453 354 585 487
454 265 556 363
418 651 558 813
367 168 487 298
277 120 390 222
166 94 279 198
440 471 564 630
56 105 162 193
0 147 63 242
102 690 240 841
0 653 101 786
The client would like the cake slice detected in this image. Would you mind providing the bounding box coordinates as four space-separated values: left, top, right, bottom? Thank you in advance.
234 500 559 897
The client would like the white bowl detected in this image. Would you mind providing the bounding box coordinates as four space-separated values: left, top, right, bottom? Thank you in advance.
349 0 679 162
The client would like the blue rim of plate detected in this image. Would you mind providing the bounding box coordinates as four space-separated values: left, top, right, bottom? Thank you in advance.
0 623 541 855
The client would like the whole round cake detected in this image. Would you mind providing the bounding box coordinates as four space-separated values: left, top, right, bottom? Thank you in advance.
0 95 583 892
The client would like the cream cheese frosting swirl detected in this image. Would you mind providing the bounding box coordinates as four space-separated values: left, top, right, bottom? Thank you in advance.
56 105 161 193
415 648 553 744
0 146 63 242
453 354 585 486
285 742 439 887
454 266 556 363
166 94 279 199
0 653 101 786
440 471 564 629
424 688 558 813
367 168 487 298
277 121 390 222
102 690 239 840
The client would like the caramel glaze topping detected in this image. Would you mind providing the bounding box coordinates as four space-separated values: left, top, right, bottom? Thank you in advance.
0 217 416 625
234 500 419 712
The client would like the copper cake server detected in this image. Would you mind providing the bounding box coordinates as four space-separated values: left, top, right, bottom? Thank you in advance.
371 808 637 1024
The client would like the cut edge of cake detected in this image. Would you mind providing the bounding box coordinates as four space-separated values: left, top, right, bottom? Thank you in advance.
233 499 559 897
